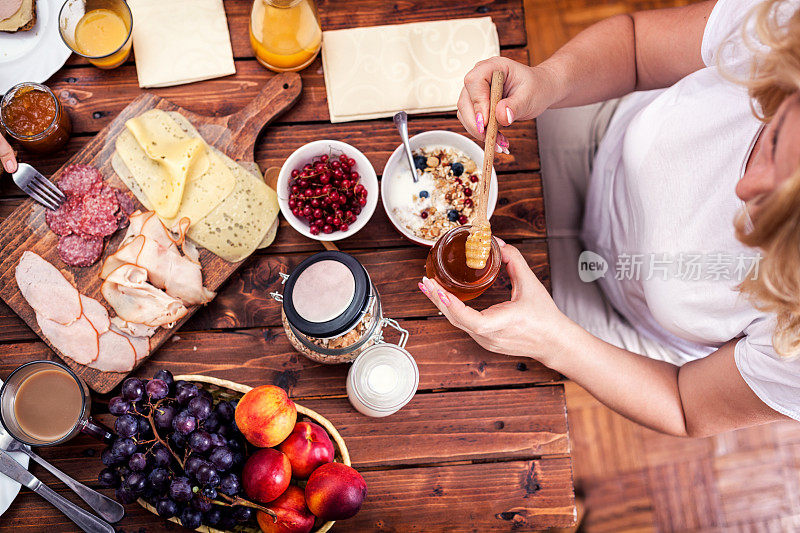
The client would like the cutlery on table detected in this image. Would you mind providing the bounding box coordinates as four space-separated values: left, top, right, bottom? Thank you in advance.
393 111 419 183
0 424 124 523
11 163 65 210
0 449 114 533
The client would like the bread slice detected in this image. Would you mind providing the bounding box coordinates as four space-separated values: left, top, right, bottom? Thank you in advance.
0 0 36 33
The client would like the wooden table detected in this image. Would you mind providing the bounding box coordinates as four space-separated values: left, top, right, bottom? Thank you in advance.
0 0 575 530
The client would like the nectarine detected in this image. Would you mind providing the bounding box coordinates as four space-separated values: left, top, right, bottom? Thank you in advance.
305 463 367 520
235 385 297 447
258 485 315 533
278 421 335 479
242 448 292 504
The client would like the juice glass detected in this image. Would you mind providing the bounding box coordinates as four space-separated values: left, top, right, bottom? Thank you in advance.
249 0 322 72
59 0 133 69
0 361 113 447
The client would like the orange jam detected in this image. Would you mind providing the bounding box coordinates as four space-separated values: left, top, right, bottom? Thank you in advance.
1 83 71 153
426 225 501 301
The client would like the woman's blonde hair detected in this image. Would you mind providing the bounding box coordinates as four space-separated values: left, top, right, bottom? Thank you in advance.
735 0 800 357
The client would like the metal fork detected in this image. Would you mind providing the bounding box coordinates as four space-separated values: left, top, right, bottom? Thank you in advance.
11 163 65 210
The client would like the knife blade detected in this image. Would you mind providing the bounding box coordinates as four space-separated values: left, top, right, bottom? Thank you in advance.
0 449 114 533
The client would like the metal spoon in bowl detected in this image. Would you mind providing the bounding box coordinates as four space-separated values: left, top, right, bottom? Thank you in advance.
0 424 124 523
393 111 419 183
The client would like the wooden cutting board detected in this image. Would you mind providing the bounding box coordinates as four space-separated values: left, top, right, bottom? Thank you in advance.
0 72 302 393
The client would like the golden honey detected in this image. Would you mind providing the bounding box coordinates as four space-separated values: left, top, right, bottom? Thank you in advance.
425 225 501 301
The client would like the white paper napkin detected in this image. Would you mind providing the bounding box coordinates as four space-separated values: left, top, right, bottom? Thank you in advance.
322 17 499 123
128 0 236 88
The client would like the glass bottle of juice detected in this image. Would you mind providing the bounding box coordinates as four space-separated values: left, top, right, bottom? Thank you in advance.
249 0 322 72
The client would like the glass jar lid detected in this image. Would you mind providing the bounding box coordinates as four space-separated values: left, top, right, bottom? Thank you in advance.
282 251 370 338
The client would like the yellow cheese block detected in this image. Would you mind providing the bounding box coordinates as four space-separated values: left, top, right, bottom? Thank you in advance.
115 110 235 224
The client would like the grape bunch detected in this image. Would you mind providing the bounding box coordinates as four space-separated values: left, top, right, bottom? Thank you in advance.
288 153 369 235
98 370 256 530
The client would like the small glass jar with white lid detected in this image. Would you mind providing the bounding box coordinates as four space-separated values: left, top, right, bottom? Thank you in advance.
271 251 408 364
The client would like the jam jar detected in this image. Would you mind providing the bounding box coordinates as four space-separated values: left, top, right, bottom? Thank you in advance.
426 224 501 301
272 251 409 364
1 82 72 153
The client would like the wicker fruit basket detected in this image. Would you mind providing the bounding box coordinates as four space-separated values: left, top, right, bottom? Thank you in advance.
138 374 350 533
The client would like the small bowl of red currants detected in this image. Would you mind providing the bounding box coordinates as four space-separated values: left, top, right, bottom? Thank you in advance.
278 140 379 241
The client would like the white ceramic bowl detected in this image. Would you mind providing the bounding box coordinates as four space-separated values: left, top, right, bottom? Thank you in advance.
278 140 379 241
381 130 499 247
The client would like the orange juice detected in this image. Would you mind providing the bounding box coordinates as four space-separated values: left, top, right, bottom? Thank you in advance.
69 3 132 69
249 0 322 72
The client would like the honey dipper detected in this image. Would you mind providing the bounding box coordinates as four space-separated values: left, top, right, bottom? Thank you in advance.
465 70 504 270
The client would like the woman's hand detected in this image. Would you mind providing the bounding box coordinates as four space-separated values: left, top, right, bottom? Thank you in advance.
1 133 17 174
457 57 560 154
418 239 569 362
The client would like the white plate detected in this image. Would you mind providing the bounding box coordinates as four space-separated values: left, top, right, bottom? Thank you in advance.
0 0 72 94
0 379 30 518
381 130 499 247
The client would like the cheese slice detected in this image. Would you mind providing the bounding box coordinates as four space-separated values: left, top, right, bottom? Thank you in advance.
116 110 235 224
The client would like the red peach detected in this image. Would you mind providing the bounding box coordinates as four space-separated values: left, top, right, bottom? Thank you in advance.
305 463 367 520
257 485 315 533
242 448 292 504
235 385 297 447
278 421 335 479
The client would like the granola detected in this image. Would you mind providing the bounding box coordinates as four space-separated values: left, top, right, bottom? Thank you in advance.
389 145 479 242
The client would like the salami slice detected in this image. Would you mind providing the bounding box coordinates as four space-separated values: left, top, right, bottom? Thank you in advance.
116 210 130 230
57 234 103 267
78 186 120 237
114 189 136 216
57 165 103 197
45 204 74 236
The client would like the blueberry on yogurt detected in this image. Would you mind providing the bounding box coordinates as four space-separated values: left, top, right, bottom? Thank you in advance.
413 155 426 170
451 162 464 176
419 190 429 198
447 209 459 222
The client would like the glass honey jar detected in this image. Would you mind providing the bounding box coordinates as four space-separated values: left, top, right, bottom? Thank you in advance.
426 225 501 301
249 0 322 72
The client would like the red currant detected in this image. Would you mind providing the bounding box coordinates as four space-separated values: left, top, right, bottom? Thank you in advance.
339 154 348 163
470 175 479 183
420 211 428 219
458 215 468 224
320 175 330 185
463 189 472 197
340 223 349 232
320 154 329 163
464 198 473 207
309 225 320 235
291 169 299 178
331 160 340 169
323 225 334 234
347 158 355 167
359 198 367 206
341 180 351 189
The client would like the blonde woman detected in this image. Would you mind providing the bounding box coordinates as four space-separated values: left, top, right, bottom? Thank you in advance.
420 0 800 436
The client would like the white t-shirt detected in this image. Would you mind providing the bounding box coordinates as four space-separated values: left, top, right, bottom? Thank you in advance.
581 0 800 421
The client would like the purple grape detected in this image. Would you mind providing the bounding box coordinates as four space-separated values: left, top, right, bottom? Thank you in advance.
146 379 169 401
202 412 221 433
191 495 213 513
188 430 212 453
204 507 223 527
115 486 137 504
115 414 138 438
121 378 144 401
209 446 233 472
147 467 170 491
125 471 147 495
180 508 202 529
188 397 212 421
170 431 187 450
115 465 131 478
169 476 193 502
233 506 252 523
156 498 179 518
111 437 137 458
137 416 152 437
227 438 243 453
231 451 245 467
215 401 234 421
128 452 148 472
108 396 131 416
217 424 231 437
201 487 217 500
98 468 120 488
218 473 240 496
210 433 226 448
101 448 121 467
153 404 176 429
185 455 206 478
218 513 237 530
196 464 220 487
152 444 171 467
172 410 197 435
176 383 199 405
153 369 174 388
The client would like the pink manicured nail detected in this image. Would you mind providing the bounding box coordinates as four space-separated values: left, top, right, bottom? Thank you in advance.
3 159 15 173
418 282 430 295
506 108 514 125
476 113 485 135
495 237 506 246
438 290 451 306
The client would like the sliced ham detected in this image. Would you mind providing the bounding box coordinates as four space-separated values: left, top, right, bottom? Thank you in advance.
36 313 99 365
91 330 137 373
16 251 82 325
101 264 188 328
110 316 158 338
102 212 214 306
110 323 150 363
81 294 110 335
0 0 23 20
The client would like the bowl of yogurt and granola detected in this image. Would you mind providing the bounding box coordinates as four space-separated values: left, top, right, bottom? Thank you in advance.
381 130 498 246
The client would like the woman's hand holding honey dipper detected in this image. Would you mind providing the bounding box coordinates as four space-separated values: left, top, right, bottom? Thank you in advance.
465 70 504 270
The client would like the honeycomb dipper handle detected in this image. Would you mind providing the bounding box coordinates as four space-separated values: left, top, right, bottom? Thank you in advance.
465 70 504 270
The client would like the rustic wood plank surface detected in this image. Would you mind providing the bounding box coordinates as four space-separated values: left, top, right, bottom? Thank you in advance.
0 0 574 530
